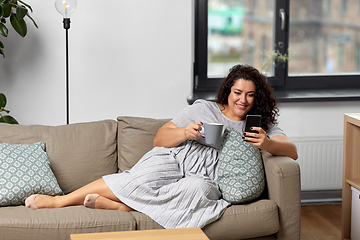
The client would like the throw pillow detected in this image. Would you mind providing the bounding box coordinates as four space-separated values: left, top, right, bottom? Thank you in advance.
0 141 63 206
217 126 265 204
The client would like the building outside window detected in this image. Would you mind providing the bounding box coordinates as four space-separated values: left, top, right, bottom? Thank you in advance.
191 0 360 103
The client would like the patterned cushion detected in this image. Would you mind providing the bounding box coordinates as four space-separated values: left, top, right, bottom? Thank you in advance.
0 141 63 206
217 126 265 204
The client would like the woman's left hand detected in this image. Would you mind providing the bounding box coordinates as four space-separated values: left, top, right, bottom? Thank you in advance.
243 127 298 160
243 127 268 149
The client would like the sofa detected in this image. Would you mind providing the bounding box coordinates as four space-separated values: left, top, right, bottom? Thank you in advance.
0 116 301 240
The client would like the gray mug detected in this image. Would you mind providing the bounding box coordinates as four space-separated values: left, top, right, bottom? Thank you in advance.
203 123 223 145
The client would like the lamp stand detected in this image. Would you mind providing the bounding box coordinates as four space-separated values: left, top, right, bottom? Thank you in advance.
63 18 71 125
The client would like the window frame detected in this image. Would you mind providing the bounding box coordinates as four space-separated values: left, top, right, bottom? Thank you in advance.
190 0 360 104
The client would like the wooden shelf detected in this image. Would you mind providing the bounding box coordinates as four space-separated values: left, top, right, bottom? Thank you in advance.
346 179 360 191
70 228 209 240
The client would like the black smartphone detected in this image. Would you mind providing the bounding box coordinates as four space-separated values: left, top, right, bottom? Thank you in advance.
245 115 261 134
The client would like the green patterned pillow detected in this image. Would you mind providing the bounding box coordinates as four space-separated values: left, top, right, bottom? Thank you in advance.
217 126 265 204
0 141 63 206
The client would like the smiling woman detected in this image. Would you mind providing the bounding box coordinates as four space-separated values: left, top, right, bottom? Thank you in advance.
215 64 279 132
154 64 297 159
209 64 297 160
218 79 255 121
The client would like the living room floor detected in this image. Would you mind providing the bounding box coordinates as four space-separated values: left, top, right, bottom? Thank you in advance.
300 204 341 240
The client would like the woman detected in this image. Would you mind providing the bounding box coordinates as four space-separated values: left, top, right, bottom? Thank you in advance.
25 64 297 229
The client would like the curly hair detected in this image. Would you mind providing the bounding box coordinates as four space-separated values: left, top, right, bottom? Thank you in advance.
216 64 279 132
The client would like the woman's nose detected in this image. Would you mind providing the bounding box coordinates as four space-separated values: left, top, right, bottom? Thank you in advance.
239 94 246 103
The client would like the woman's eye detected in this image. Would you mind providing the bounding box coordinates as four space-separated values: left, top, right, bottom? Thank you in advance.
234 92 241 95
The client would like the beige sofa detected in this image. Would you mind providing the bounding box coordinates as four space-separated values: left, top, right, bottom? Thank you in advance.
0 116 301 240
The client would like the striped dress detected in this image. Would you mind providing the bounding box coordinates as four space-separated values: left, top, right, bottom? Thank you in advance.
103 100 285 229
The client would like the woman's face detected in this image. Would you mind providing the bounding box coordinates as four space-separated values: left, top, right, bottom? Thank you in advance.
226 79 256 121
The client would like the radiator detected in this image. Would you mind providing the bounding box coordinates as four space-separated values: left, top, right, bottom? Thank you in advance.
292 136 343 191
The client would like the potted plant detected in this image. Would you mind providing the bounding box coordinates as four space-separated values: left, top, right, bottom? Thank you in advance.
261 42 296 75
0 93 18 124
0 0 38 57
0 0 38 124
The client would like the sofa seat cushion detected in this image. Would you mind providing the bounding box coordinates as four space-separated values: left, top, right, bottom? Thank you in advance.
129 211 164 230
0 206 136 240
202 200 279 240
0 120 118 194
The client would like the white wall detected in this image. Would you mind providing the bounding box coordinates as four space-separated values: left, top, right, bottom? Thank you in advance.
278 101 360 138
1 0 359 141
1 0 192 125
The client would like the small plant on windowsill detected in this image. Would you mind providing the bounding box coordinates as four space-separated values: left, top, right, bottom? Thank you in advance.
261 42 296 75
0 93 18 124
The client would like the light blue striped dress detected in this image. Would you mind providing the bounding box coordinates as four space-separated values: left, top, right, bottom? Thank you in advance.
103 100 285 229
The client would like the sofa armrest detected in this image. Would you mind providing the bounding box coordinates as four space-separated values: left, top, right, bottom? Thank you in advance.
262 150 301 240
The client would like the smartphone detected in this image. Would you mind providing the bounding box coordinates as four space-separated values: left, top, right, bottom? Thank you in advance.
245 115 261 134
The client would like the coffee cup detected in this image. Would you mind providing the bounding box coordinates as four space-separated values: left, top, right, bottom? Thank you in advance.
203 123 223 145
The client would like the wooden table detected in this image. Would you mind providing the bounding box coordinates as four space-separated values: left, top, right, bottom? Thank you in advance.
70 227 209 240
342 113 360 240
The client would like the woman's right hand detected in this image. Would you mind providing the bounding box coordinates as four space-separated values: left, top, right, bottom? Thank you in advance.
184 121 203 140
153 121 203 148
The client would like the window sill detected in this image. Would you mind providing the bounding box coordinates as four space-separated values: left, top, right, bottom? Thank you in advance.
275 89 360 102
187 89 360 105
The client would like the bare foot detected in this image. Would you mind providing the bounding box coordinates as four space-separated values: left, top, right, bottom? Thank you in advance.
84 194 133 211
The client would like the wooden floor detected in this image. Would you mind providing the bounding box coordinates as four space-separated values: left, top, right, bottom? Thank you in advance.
301 204 341 240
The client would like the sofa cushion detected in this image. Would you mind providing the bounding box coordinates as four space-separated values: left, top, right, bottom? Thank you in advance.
0 120 118 194
129 211 164 230
202 199 279 240
217 126 265 204
117 116 170 172
0 141 63 206
0 206 136 240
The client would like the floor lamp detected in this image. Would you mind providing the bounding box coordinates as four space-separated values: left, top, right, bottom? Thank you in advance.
55 0 77 125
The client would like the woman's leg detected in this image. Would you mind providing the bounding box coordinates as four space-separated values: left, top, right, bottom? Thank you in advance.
28 178 131 210
84 194 133 211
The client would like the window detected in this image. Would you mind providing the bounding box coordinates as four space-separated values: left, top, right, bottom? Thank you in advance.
191 0 360 104
323 0 331 14
341 0 347 15
356 43 360 71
